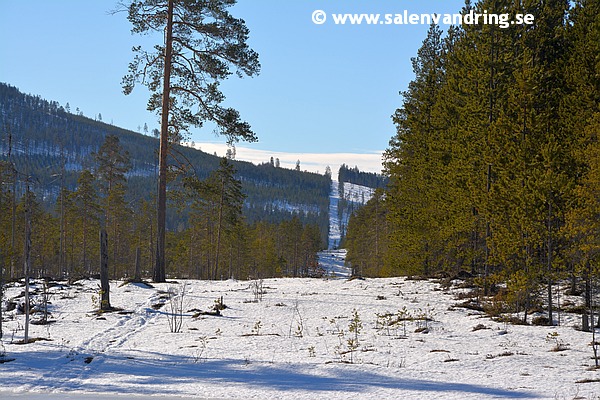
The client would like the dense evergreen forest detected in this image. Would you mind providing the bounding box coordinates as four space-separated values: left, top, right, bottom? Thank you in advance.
0 83 329 281
345 0 600 323
338 164 388 189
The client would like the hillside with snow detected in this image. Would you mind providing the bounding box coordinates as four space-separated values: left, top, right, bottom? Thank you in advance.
0 83 331 236
329 181 375 250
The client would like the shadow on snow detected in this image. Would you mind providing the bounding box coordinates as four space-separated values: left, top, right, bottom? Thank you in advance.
1 348 539 398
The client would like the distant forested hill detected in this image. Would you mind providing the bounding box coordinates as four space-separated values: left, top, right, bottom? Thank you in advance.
0 82 330 241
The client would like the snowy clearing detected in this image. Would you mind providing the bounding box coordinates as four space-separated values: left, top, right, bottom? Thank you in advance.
1 271 599 399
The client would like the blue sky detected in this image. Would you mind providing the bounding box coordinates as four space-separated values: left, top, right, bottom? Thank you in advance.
1 0 466 173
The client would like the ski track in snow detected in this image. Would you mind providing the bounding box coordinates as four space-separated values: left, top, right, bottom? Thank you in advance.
13 283 165 394
80 285 160 354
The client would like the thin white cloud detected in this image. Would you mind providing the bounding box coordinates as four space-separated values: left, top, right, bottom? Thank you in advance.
186 142 384 174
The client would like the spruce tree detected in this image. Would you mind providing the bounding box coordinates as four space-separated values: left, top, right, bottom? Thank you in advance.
185 157 245 280
208 158 244 280
71 170 101 276
563 0 600 313
489 0 572 323
345 188 388 277
95 135 132 277
384 22 446 276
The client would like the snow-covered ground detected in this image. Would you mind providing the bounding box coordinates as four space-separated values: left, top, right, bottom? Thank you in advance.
1 272 599 399
317 249 349 279
1 182 598 399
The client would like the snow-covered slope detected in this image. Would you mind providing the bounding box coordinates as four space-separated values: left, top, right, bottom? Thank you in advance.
1 277 598 399
341 182 375 205
327 181 342 250
329 181 375 249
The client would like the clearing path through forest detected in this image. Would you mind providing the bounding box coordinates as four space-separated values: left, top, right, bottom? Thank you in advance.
318 180 351 278
327 180 341 250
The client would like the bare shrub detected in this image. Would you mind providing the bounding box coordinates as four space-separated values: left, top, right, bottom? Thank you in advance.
250 279 264 302
166 283 187 333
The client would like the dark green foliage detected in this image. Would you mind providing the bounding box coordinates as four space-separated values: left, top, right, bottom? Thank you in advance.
345 189 388 277
184 157 246 280
94 135 131 196
94 135 132 277
338 164 388 189
345 0 600 318
335 165 384 246
122 0 260 144
383 22 450 277
69 170 101 276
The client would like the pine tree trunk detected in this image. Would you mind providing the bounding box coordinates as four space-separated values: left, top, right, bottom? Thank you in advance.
154 0 174 283
0 181 3 339
134 247 141 282
23 185 31 344
484 164 492 296
10 174 16 280
585 262 592 309
82 213 88 276
100 229 111 311
547 201 554 325
0 238 2 340
214 181 225 280
112 220 118 277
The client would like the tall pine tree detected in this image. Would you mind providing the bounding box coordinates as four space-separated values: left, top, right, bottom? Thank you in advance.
121 0 260 282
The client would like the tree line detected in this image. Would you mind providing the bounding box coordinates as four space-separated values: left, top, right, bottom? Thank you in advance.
0 134 324 282
338 164 388 189
345 0 600 324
